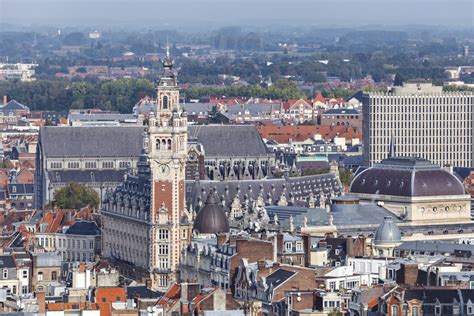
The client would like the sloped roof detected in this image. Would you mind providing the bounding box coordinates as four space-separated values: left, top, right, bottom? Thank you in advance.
188 125 269 157
47 170 127 184
39 126 144 157
350 157 467 197
65 221 100 236
257 125 361 143
323 108 359 115
1 100 29 111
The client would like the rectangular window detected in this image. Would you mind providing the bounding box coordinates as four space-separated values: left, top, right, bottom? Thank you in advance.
159 258 168 269
159 244 169 255
22 285 28 294
102 161 114 169
37 272 43 281
159 229 169 241
22 270 27 279
159 275 168 287
2 269 7 279
90 240 94 249
435 306 441 315
83 240 86 249
51 271 57 281
295 242 303 251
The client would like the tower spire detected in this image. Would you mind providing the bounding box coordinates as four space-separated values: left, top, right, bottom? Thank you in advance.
166 37 170 58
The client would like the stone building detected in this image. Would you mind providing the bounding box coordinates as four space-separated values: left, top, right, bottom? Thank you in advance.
350 157 471 224
35 126 144 208
188 124 275 181
101 50 192 291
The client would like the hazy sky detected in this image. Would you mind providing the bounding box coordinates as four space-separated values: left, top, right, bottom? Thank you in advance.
1 0 473 31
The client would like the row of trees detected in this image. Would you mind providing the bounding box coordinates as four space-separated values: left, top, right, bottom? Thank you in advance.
0 78 155 113
183 80 306 101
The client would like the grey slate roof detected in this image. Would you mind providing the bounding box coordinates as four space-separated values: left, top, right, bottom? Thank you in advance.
265 269 295 288
1 100 29 111
186 173 342 213
395 241 474 255
8 184 34 195
68 113 136 122
182 103 213 114
66 221 101 236
350 157 466 197
39 126 145 158
48 170 127 184
188 125 269 157
323 108 359 115
374 216 401 244
0 255 16 268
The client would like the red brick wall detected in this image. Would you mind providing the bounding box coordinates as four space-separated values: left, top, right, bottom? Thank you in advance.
153 181 173 212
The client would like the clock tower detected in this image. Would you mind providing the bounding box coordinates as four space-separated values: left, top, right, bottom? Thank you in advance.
148 48 190 290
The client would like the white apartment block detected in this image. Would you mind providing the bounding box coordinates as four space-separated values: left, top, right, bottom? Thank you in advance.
362 83 474 167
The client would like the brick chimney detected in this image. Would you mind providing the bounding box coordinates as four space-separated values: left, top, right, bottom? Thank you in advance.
3 96 7 105
396 263 419 286
37 291 46 313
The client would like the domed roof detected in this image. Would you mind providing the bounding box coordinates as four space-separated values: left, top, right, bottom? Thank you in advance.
350 157 466 197
193 194 229 235
374 216 401 245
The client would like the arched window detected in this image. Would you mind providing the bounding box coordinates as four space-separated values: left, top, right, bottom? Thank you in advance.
167 139 172 150
156 138 160 150
161 139 166 150
162 96 168 110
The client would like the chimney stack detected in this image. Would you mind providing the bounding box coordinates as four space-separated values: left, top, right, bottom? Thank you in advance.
3 96 7 105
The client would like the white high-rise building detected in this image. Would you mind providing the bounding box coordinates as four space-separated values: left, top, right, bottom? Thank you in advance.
362 82 474 167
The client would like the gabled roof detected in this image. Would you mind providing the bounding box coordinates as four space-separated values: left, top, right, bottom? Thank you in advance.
65 221 100 236
1 100 29 111
313 91 326 104
188 125 269 157
39 126 144 158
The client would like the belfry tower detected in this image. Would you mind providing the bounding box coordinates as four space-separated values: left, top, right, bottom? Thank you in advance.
148 47 191 290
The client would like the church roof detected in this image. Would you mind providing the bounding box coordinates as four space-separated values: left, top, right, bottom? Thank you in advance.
188 125 269 157
39 126 144 158
47 170 127 184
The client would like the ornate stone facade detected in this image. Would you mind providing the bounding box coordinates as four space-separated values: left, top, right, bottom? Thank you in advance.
102 50 191 291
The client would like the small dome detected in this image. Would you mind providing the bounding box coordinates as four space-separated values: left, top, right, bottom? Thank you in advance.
193 194 229 235
374 216 401 245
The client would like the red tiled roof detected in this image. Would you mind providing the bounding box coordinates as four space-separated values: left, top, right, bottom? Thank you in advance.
257 125 361 143
157 284 181 307
313 91 326 104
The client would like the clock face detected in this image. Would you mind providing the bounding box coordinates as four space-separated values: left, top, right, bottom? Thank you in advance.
188 151 198 162
158 164 170 176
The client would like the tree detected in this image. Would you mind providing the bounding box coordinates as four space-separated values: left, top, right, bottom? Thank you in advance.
339 168 353 187
394 73 405 86
51 182 100 210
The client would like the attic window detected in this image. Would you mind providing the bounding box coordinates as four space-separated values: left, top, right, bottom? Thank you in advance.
12 186 16 193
